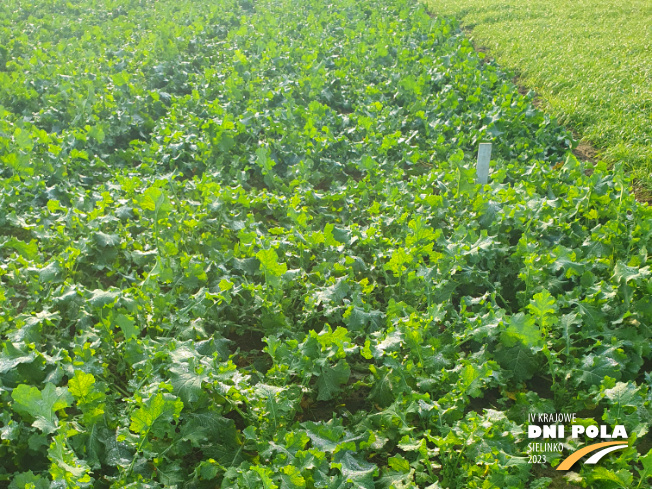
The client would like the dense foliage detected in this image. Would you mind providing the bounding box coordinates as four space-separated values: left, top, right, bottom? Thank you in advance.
0 0 650 487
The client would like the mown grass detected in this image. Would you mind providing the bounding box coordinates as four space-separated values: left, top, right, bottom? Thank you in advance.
423 0 652 195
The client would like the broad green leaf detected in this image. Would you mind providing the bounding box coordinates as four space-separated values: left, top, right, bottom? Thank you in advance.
314 277 350 305
613 261 650 283
0 342 36 374
219 278 234 291
8 471 50 489
527 290 557 329
130 393 183 437
280 465 306 488
68 371 96 401
250 466 279 489
138 187 172 213
333 451 377 489
169 361 207 405
637 449 652 484
386 248 412 276
13 127 33 150
232 256 261 275
157 461 185 485
115 314 139 340
494 344 538 382
331 226 352 245
504 313 543 348
343 306 384 331
48 433 92 479
603 381 639 406
458 362 493 398
255 147 275 174
197 459 221 481
93 232 120 248
256 248 287 277
315 360 350 401
588 467 633 488
574 300 606 328
27 261 61 283
387 454 410 473
180 413 242 466
576 354 620 387
304 420 346 452
11 383 72 434
86 124 105 143
88 289 120 308
601 380 650 437
4 238 39 259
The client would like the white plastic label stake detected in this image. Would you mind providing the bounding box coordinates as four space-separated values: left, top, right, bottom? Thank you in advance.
476 143 492 185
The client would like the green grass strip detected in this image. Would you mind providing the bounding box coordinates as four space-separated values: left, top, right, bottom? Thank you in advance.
423 0 652 194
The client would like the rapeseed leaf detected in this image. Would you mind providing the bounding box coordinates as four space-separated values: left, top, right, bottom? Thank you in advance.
11 383 72 434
